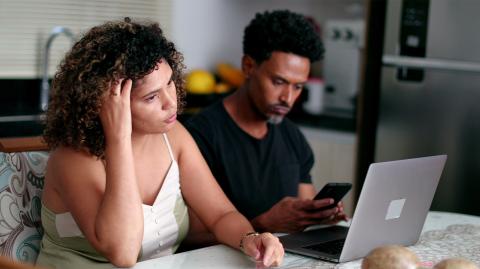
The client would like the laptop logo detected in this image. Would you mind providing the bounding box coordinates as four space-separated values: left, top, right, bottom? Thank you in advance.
385 198 406 220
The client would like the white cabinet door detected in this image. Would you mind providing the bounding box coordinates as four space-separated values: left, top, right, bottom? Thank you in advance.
300 126 356 216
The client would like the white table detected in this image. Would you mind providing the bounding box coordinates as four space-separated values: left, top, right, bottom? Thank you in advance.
126 211 480 269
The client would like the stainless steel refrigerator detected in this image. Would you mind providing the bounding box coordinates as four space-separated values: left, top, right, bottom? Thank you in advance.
375 0 480 215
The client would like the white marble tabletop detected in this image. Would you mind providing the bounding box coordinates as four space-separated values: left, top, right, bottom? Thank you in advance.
123 211 480 269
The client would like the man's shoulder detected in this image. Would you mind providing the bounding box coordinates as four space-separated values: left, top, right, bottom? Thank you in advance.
198 100 225 115
186 101 225 126
280 117 299 128
184 100 229 140
277 117 302 134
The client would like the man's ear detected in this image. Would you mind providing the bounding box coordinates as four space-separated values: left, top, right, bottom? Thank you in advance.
241 55 256 79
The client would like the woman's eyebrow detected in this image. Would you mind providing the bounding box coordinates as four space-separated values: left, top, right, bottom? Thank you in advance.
135 71 174 98
141 89 160 98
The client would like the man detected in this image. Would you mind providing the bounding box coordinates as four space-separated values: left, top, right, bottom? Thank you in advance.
185 10 347 234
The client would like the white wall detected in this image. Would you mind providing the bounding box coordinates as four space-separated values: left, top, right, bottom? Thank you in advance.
171 0 245 71
171 0 364 71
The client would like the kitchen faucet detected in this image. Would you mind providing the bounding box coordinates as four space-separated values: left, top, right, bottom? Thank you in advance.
40 26 75 111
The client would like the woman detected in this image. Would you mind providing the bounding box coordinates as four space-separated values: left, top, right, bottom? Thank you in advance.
36 18 283 268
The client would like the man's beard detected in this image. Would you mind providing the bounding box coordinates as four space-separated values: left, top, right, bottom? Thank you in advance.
266 103 290 125
247 93 288 125
267 115 284 125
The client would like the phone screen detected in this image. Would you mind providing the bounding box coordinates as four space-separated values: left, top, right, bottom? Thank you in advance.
314 182 352 209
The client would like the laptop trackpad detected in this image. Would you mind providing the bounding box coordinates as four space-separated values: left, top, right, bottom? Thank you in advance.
279 225 349 248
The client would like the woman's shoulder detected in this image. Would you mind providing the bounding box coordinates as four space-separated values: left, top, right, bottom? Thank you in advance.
50 146 96 160
167 121 189 139
165 121 196 154
48 146 103 172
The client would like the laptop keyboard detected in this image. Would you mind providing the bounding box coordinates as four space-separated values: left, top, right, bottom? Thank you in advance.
302 239 345 255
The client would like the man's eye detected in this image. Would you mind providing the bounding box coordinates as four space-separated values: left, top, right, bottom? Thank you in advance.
273 79 284 85
295 85 304 91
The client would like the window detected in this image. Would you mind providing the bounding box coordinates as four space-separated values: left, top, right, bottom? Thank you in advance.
0 0 172 78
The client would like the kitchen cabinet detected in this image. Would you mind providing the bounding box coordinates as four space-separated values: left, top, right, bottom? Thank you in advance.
300 126 356 216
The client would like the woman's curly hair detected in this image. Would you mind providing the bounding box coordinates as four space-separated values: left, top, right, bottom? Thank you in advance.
243 10 324 64
43 18 186 158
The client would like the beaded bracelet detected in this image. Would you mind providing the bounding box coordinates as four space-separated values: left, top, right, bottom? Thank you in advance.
239 231 260 250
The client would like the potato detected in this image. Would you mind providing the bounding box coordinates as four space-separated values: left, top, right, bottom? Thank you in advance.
434 258 479 269
362 245 420 269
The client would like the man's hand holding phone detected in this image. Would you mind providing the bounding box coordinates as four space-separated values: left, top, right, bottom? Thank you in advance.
314 183 352 208
251 197 339 232
251 184 351 233
312 182 352 224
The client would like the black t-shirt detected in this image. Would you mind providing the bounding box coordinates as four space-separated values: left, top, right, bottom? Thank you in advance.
185 101 314 219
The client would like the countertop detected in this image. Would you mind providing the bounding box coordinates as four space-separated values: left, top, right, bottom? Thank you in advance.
288 112 356 133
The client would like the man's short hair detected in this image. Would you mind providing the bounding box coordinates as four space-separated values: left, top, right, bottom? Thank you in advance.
243 10 324 64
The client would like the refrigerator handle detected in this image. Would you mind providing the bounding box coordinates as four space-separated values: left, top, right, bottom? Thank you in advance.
383 55 480 73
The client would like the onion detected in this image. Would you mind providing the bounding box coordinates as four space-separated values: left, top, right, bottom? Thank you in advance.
361 245 420 269
433 258 479 269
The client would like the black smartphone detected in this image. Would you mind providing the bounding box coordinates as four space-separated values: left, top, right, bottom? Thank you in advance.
313 182 352 209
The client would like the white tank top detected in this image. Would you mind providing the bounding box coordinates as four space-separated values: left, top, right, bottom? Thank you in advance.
139 133 189 259
51 133 189 261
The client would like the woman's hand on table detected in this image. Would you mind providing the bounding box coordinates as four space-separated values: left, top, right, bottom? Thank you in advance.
241 232 284 268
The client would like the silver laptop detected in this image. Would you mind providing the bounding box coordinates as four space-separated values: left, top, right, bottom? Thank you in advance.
279 155 447 263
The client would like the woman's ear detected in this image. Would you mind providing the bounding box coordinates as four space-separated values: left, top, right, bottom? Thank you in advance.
241 55 255 79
